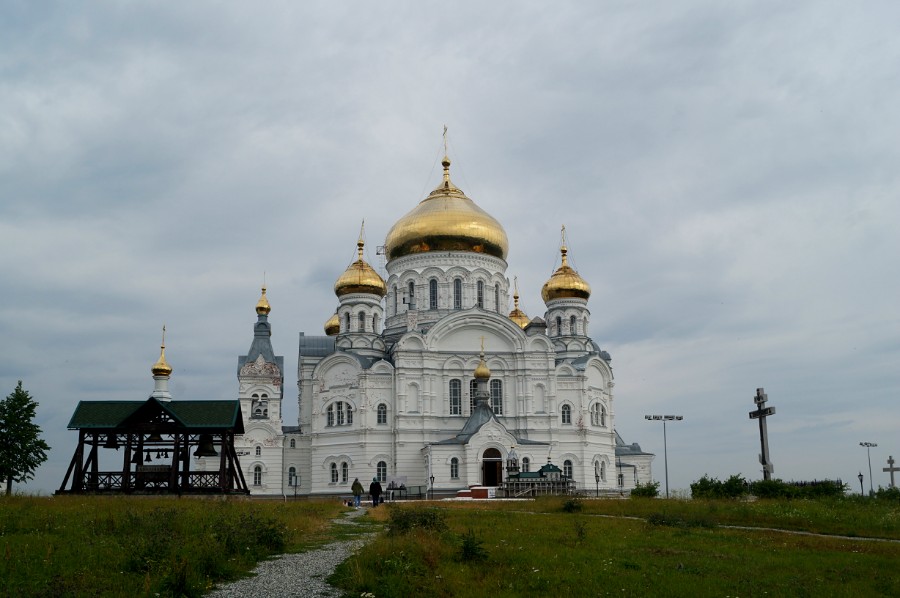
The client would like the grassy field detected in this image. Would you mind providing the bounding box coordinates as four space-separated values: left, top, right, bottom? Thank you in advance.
0 495 345 597
332 496 900 597
3 494 898 597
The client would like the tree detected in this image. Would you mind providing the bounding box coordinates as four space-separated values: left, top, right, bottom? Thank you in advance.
0 381 50 495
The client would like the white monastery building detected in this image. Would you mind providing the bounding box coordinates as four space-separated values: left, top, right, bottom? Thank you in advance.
229 152 653 496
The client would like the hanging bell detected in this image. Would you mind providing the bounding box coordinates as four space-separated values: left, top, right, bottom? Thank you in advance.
193 434 218 457
146 433 163 443
155 450 162 459
163 450 170 459
145 450 152 462
131 451 141 464
103 434 120 450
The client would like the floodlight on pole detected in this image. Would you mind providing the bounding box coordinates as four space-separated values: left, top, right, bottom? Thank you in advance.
860 442 877 494
644 415 684 498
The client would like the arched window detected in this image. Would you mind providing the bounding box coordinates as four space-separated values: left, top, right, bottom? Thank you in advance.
583 317 588 335
449 379 462 415
326 405 334 427
288 467 297 486
289 438 296 449
556 316 562 336
590 403 601 426
494 284 500 313
346 403 353 425
563 459 573 479
453 279 462 309
253 465 262 486
450 457 459 479
570 315 577 335
600 461 606 482
408 281 415 310
344 312 350 332
255 445 261 457
561 404 572 425
330 463 338 483
393 285 398 315
341 462 349 483
490 379 503 415
429 279 438 310
521 457 530 473
601 405 607 427
376 461 387 482
377 403 387 425
373 314 380 333
476 280 484 308
469 379 478 411
336 401 345 426
358 312 366 332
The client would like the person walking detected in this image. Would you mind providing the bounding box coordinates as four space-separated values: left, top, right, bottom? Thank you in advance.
369 477 383 508
351 478 364 508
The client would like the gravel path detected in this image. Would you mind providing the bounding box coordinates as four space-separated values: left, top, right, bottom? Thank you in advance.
208 507 374 598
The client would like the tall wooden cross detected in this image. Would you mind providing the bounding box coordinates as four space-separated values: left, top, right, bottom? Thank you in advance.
884 455 899 489
748 387 776 481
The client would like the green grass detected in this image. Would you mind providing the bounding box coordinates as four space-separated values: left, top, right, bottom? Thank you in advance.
0 495 345 597
331 497 900 597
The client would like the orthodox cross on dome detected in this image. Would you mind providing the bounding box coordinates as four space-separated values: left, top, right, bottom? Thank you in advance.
748 388 776 480
357 220 366 260
884 456 899 488
443 124 448 156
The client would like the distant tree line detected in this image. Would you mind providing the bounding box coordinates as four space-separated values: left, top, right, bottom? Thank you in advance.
690 474 846 499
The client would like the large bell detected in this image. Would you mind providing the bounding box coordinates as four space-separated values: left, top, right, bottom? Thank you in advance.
146 433 164 443
193 434 218 457
102 434 119 450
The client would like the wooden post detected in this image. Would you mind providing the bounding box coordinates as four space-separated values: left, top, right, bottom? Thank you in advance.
89 432 100 490
884 456 899 489
122 433 132 492
73 430 86 492
748 388 776 481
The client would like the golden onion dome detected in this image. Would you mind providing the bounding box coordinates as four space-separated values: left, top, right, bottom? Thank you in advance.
508 277 529 329
256 286 271 315
334 237 387 298
324 312 340 336
151 326 172 377
541 244 591 304
474 357 491 380
384 156 509 261
474 339 491 379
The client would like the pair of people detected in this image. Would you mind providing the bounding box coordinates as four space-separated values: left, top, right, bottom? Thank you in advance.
351 477 383 508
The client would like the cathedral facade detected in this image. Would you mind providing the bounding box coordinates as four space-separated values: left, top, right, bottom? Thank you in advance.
232 154 653 497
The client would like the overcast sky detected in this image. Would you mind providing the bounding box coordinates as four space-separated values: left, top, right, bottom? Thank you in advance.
3 1 898 496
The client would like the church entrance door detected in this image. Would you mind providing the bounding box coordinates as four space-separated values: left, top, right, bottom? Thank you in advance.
481 448 503 486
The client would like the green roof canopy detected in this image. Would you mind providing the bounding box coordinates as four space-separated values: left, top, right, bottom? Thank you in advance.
67 398 244 433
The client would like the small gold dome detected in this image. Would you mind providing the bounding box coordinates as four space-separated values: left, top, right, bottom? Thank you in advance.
151 327 172 377
508 276 529 329
541 244 591 303
334 236 387 298
256 286 271 315
474 357 491 380
474 339 491 379
384 156 509 261
324 312 340 336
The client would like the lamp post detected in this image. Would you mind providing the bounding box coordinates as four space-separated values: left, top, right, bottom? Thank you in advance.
858 472 864 496
860 442 877 494
429 474 435 500
645 415 684 498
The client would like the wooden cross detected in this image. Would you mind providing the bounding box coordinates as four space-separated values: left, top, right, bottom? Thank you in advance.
748 387 776 480
884 455 899 489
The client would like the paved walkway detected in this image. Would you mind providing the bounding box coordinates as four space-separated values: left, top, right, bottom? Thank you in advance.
208 507 374 598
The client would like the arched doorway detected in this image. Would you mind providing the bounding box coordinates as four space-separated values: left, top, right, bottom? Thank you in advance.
481 447 503 486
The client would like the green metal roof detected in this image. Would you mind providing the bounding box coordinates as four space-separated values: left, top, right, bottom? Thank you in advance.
67 399 244 432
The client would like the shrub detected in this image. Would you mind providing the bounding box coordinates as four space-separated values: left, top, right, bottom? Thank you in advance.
630 480 660 498
749 479 845 499
690 474 748 499
561 497 583 513
875 486 900 501
456 529 488 562
386 507 447 535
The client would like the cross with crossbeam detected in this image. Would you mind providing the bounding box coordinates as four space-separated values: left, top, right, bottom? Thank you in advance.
884 456 899 489
748 387 776 480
